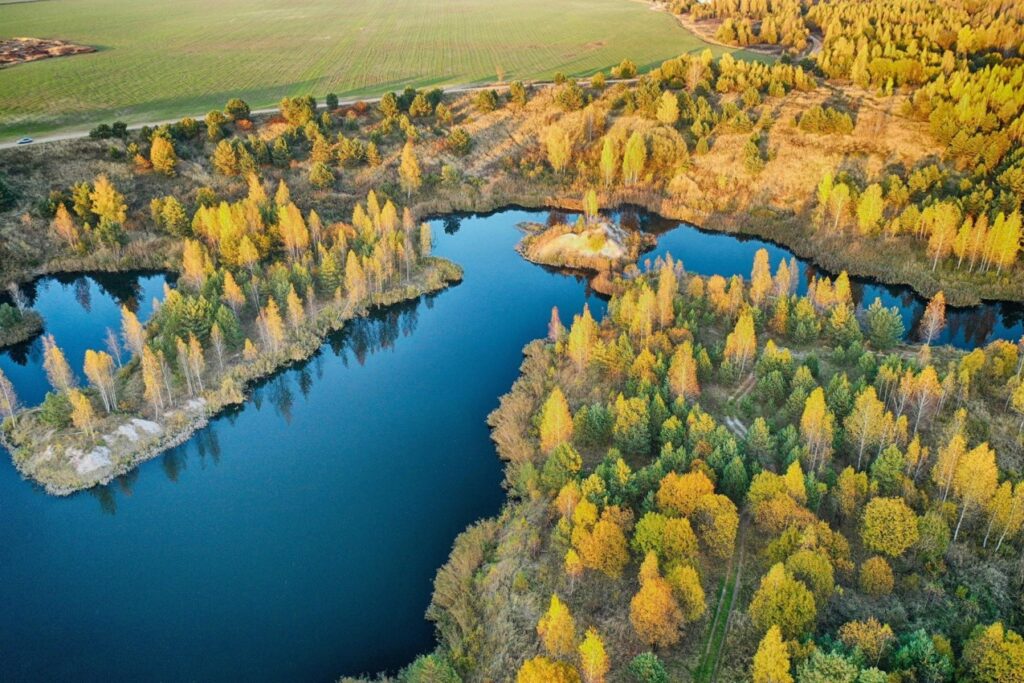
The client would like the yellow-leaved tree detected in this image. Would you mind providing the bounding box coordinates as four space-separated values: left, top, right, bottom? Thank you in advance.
629 553 683 648
537 594 576 657
539 387 573 453
578 628 609 683
752 624 792 683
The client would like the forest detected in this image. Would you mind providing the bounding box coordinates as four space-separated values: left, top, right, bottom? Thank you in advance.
0 0 1022 679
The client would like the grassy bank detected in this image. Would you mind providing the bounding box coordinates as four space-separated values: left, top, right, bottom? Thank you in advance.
0 0 764 139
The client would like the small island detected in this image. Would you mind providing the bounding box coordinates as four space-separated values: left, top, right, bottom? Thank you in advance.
518 206 656 294
0 302 43 348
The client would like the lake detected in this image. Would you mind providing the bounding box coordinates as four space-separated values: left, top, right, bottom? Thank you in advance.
0 208 1021 681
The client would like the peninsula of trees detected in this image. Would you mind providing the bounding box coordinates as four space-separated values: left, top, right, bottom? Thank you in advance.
416 247 1024 682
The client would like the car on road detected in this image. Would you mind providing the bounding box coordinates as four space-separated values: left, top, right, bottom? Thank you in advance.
16 137 33 145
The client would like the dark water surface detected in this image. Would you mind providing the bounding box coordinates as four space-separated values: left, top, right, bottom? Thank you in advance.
0 209 1020 682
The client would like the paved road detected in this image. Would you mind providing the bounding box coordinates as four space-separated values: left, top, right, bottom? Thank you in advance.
0 79 635 150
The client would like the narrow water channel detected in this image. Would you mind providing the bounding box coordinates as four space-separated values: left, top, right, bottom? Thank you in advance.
0 208 1020 681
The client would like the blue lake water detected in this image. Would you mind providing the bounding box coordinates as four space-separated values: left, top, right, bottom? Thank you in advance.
0 208 1021 682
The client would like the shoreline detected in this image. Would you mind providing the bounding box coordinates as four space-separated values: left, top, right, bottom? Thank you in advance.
1 257 462 496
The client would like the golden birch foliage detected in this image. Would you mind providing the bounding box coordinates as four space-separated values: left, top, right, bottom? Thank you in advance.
750 248 773 306
539 387 573 453
752 625 793 683
42 334 74 393
859 556 894 596
516 657 580 683
599 136 617 187
0 367 19 426
622 131 647 185
150 136 177 175
693 493 739 559
630 553 683 647
861 497 919 558
800 388 834 471
953 442 999 541
83 349 116 413
656 470 715 517
656 260 678 327
783 460 807 504
222 271 245 312
578 628 609 683
932 433 968 501
262 299 286 351
962 622 1024 683
286 286 304 328
724 313 757 373
839 618 894 665
845 386 887 469
667 563 706 622
921 292 946 344
835 467 868 522
785 549 834 605
668 341 700 401
564 548 584 586
537 594 576 657
345 251 366 303
68 389 97 436
566 305 596 370
237 235 260 271
89 174 127 225
52 204 79 246
573 514 629 579
182 239 210 289
141 346 164 414
656 91 680 125
243 339 258 362
749 563 816 639
399 141 422 197
545 126 571 173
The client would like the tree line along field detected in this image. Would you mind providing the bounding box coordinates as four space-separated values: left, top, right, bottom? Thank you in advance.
0 0 761 139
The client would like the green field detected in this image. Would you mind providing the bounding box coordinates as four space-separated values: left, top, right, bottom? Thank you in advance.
0 0 761 139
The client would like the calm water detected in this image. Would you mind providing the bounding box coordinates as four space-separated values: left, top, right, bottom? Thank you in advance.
0 209 1020 682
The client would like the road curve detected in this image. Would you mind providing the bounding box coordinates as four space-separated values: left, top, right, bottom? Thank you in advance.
0 79 635 151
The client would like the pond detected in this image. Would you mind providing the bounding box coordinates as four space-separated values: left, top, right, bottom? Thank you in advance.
0 208 1020 681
